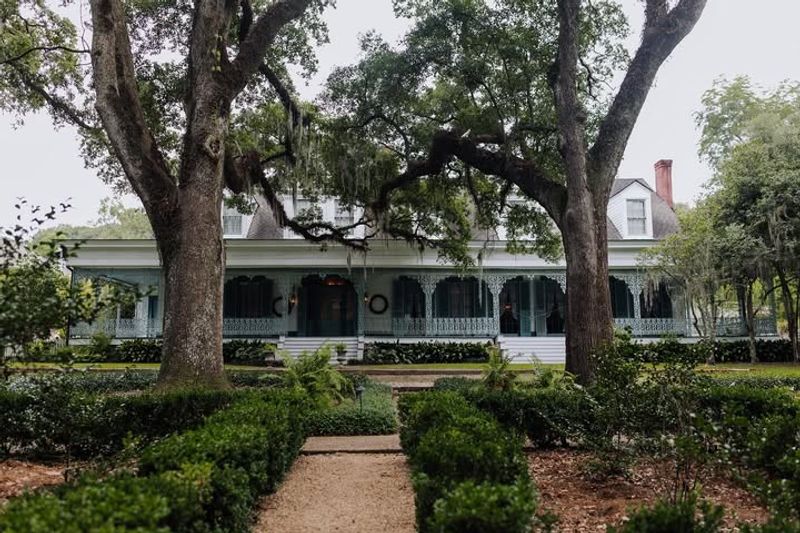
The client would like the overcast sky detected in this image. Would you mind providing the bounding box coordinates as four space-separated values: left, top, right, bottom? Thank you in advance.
2 0 799 227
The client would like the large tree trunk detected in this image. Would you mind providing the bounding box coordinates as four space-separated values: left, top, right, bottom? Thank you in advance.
777 268 800 363
744 284 758 363
156 183 227 389
561 191 614 383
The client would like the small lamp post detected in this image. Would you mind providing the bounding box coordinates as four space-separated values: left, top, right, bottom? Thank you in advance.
355 384 366 411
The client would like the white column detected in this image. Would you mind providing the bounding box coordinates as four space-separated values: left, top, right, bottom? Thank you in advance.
486 275 507 337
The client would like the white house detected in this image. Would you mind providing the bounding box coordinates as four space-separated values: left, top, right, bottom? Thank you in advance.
66 160 777 362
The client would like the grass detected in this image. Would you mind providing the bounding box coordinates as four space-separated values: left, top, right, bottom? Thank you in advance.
8 362 273 372
699 362 800 377
11 360 800 377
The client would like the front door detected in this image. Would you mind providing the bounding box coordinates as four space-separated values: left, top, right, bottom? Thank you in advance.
301 276 356 337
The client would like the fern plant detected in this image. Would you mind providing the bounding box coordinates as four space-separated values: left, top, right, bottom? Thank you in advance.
482 346 516 391
281 345 352 408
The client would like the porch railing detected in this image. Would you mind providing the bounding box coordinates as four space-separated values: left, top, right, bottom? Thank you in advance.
365 317 496 337
71 319 163 339
614 317 778 338
71 317 284 339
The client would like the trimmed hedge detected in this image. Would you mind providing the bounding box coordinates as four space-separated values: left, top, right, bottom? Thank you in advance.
399 391 536 532
432 378 593 447
305 381 397 436
639 338 794 364
0 381 239 458
362 341 491 364
0 389 312 532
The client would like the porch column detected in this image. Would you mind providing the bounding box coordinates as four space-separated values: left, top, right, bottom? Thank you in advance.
486 275 507 337
419 274 439 335
355 276 366 336
619 273 644 320
275 276 294 336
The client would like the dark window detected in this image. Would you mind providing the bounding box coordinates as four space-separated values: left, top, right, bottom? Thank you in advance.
434 277 492 318
223 276 273 318
392 277 425 318
609 277 635 318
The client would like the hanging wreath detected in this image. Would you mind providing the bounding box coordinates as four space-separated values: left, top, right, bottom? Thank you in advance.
369 294 389 315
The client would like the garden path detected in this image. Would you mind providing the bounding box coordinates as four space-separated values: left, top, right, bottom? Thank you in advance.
254 451 415 533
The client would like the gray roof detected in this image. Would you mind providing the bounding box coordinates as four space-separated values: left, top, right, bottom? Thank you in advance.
649 191 679 239
246 195 283 239
245 177 679 241
610 178 652 196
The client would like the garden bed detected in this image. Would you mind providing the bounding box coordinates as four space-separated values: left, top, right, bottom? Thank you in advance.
528 450 768 531
0 460 66 503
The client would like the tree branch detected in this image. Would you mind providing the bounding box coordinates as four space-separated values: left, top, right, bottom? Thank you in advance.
89 0 176 227
10 64 100 133
554 0 588 191
228 0 313 96
370 130 567 223
0 45 89 66
588 0 707 191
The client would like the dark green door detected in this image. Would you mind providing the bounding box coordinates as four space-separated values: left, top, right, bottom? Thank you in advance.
301 277 356 337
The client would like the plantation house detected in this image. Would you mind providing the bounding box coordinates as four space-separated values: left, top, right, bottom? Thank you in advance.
66 161 778 362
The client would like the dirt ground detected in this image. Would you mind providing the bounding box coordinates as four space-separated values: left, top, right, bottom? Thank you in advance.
255 453 415 533
529 450 769 531
0 460 65 503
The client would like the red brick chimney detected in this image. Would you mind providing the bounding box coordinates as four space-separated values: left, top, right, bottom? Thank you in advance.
654 159 674 209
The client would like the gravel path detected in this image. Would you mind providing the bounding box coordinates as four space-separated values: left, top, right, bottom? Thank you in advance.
302 434 401 454
255 453 415 533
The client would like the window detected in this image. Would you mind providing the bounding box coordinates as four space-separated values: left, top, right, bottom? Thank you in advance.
223 214 242 235
335 202 355 227
626 199 647 236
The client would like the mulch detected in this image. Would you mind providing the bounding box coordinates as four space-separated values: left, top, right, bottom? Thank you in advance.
528 449 769 531
0 460 66 504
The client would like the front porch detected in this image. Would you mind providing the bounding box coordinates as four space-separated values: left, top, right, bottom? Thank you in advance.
69 267 776 342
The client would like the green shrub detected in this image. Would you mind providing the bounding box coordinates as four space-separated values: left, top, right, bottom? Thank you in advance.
114 338 162 363
362 341 490 364
401 390 535 532
426 479 537 533
306 382 397 436
607 496 724 533
138 389 310 530
635 338 794 364
398 391 476 454
0 389 312 533
223 340 279 366
0 379 237 458
0 465 212 533
88 331 114 357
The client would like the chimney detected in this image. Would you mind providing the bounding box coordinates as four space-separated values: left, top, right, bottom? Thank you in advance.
654 159 674 209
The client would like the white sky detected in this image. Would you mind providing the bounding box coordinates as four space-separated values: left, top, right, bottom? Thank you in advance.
2 0 800 226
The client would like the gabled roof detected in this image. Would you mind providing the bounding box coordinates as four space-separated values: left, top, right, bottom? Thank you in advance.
610 178 653 196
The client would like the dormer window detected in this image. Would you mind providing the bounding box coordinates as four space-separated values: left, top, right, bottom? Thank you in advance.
223 208 243 236
335 201 355 227
626 199 647 236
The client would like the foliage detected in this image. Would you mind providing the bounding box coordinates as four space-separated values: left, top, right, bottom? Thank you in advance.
400 389 536 532
695 76 800 361
223 340 279 366
281 345 351 408
115 338 162 363
33 198 154 241
138 389 311 530
0 389 311 532
0 466 213 533
305 381 397 436
0 376 238 458
607 495 725 533
482 346 516 391
362 341 490 365
0 201 136 356
426 479 538 533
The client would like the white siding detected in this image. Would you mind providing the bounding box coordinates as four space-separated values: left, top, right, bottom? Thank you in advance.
608 182 654 239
